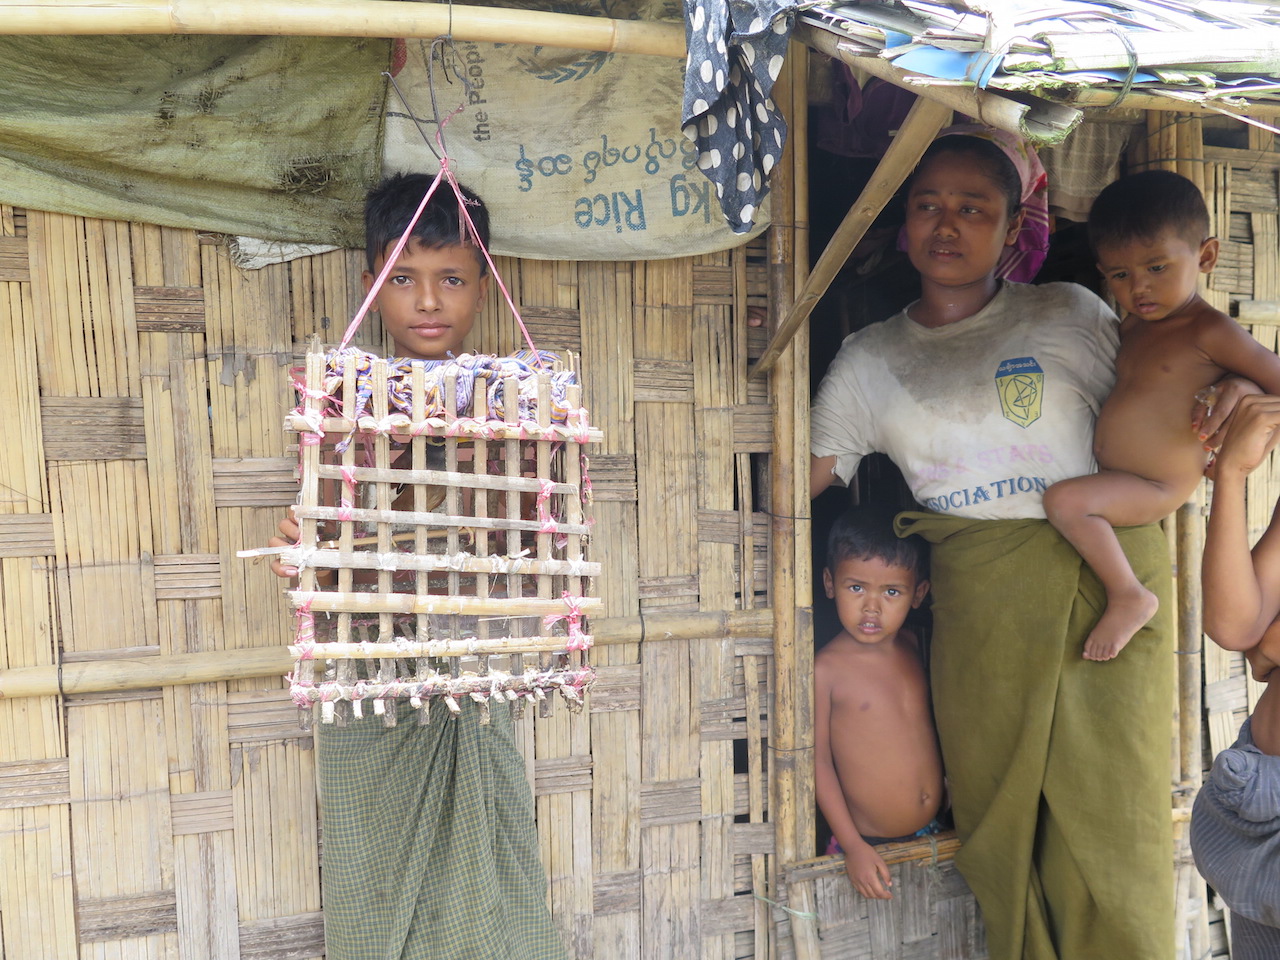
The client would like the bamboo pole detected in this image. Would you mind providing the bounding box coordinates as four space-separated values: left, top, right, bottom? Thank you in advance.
751 94 952 379
0 0 685 58
768 43 824 960
799 25 1083 143
0 607 775 699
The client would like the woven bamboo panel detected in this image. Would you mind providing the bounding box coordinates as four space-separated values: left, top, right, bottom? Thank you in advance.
778 841 987 960
0 196 778 959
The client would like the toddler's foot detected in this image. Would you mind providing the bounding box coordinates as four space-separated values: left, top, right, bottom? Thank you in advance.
1083 587 1159 661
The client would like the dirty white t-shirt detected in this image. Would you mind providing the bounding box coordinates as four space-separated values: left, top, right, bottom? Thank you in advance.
811 281 1119 520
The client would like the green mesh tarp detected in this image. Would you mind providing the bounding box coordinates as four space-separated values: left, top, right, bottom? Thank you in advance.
0 36 389 246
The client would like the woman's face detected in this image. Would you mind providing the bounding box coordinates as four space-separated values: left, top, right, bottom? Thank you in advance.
904 151 1024 289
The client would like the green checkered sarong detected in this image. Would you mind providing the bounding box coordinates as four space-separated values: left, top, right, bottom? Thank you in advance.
317 699 566 960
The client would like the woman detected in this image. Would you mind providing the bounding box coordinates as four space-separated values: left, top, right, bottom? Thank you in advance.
1195 394 1280 958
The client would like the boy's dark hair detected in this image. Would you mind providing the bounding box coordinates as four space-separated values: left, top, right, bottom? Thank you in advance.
826 505 927 581
913 135 1022 217
364 172 490 273
1088 170 1210 255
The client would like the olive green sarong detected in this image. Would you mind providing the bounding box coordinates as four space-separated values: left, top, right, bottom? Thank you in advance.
897 513 1175 960
317 699 567 960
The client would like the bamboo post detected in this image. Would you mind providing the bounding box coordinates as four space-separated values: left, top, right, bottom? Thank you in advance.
768 42 821 960
0 0 685 58
752 94 952 378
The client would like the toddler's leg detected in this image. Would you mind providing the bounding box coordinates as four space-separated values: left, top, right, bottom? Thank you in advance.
1043 471 1174 661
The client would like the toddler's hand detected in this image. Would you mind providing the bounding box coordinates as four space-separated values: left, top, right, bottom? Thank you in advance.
1247 644 1278 683
844 844 893 900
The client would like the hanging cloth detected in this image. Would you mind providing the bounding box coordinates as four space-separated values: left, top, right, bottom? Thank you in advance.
680 0 797 232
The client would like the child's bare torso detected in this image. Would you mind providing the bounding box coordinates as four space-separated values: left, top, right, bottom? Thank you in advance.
1093 305 1221 508
817 630 943 838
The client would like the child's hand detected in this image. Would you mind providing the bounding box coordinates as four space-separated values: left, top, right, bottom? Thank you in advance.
1247 643 1278 683
1211 395 1280 479
269 508 301 579
844 843 893 900
1194 376 1263 450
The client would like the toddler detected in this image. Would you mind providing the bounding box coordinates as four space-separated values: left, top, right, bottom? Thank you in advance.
1044 170 1280 661
814 506 943 900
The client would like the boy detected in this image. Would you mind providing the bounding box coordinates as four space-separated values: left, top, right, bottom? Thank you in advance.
269 173 567 960
1043 170 1280 661
814 506 943 900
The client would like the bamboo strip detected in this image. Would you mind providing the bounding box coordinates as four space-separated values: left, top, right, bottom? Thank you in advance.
259 546 600 578
0 0 685 58
285 413 602 444
287 590 601 617
312 462 580 496
293 636 591 659
293 503 590 536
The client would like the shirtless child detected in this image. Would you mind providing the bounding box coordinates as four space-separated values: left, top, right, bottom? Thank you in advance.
814 507 943 900
1043 170 1280 661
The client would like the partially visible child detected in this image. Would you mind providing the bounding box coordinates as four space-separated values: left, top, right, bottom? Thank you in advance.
1193 393 1280 958
1043 170 1280 661
814 506 943 900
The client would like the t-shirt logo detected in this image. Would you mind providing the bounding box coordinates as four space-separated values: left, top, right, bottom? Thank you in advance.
994 357 1043 428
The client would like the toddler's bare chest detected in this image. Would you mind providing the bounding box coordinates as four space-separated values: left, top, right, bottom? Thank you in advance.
1110 330 1220 411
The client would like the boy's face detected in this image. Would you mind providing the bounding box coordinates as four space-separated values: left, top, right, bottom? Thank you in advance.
1096 229 1218 323
904 151 1024 290
365 240 488 360
823 554 929 646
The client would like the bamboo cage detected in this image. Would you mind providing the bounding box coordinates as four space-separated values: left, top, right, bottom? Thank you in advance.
266 348 601 727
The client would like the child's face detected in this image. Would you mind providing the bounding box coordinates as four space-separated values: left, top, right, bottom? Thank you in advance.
904 152 1024 289
823 554 929 646
364 240 488 360
1095 229 1217 323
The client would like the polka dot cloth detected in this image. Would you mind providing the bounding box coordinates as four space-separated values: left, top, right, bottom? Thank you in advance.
681 0 796 233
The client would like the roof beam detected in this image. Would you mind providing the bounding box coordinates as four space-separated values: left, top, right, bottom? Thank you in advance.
799 23 1081 147
0 0 686 58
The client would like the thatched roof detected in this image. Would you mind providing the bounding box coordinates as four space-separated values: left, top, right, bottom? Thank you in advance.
801 0 1280 143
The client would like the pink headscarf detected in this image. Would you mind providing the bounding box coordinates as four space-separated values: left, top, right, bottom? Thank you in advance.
899 123 1051 283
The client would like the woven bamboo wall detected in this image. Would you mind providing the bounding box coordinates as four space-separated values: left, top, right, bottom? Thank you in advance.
0 200 782 959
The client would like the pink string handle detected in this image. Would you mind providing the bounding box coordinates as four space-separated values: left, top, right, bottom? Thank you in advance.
335 103 546 369
543 592 591 651
337 465 357 522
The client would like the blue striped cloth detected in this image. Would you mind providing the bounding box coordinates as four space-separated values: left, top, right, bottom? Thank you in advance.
1191 717 1280 943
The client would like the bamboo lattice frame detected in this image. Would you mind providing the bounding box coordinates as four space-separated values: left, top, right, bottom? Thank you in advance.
280 349 602 725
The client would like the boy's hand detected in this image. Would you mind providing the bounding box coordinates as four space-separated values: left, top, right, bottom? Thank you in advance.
269 508 301 579
844 843 893 900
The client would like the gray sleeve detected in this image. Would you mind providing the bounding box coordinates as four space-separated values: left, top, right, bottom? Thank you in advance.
1072 285 1120 414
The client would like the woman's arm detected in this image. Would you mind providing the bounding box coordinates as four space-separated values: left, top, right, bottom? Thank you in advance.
1203 395 1280 647
811 455 838 500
